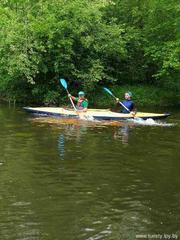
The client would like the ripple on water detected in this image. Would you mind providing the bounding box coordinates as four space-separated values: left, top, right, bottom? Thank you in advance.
0 106 179 240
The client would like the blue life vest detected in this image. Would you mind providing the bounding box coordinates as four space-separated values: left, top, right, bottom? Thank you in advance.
121 100 134 113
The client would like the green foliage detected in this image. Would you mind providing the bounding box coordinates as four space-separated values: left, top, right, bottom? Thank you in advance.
91 85 178 108
0 0 179 105
143 0 180 90
43 90 61 105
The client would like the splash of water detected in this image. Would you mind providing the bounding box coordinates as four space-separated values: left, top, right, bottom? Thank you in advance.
78 114 95 121
129 118 175 127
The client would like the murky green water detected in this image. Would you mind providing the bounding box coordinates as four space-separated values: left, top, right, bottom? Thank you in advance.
0 104 179 240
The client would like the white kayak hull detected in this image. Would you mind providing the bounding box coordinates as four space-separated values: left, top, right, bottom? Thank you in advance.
23 107 170 121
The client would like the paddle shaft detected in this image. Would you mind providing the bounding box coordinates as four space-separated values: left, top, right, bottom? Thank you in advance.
103 87 142 120
65 89 77 111
103 87 131 113
60 78 77 111
66 90 92 120
118 101 131 113
111 94 131 113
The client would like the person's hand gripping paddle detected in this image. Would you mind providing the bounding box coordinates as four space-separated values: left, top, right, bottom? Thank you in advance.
60 78 77 111
103 87 141 120
60 78 94 121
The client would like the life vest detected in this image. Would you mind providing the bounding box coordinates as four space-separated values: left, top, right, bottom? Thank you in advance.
121 100 134 113
77 99 88 110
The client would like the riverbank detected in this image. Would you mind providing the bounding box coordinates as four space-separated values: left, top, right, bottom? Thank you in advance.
0 85 179 108
89 85 179 108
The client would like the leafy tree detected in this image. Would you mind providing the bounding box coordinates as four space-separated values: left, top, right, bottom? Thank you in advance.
0 0 179 104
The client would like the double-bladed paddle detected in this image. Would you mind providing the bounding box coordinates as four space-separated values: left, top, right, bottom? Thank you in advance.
103 87 144 121
103 87 131 113
60 78 77 111
59 78 94 121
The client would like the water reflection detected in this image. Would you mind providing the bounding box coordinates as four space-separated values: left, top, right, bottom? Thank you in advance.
57 122 89 160
113 125 130 145
58 134 65 160
56 121 135 159
0 106 179 240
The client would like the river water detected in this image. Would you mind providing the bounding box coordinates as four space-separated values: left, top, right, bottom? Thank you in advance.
0 104 179 240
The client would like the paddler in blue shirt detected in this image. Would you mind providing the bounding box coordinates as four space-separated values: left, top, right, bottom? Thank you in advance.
116 91 136 115
68 91 88 112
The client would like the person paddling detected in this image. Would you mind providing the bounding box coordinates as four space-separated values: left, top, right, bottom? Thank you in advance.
116 91 136 115
68 91 88 112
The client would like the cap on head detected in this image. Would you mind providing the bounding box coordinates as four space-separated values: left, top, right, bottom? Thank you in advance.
78 91 85 96
127 91 133 98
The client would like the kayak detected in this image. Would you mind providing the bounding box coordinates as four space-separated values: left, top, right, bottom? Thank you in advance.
23 107 170 121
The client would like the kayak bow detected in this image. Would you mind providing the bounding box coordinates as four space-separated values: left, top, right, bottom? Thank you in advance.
23 107 170 120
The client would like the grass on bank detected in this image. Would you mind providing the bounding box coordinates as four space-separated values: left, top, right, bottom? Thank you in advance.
88 85 178 108
0 85 178 108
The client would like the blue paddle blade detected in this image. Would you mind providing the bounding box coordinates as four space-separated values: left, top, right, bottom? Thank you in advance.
103 87 113 97
60 78 67 89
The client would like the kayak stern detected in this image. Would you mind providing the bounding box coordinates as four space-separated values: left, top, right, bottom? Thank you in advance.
23 107 170 121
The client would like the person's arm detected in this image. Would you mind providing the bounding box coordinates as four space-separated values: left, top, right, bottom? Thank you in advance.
130 103 137 116
68 94 77 101
116 98 122 109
